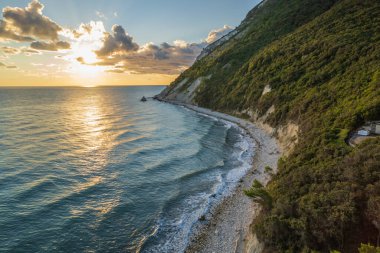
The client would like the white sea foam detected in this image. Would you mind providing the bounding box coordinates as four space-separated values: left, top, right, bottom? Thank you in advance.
143 109 256 253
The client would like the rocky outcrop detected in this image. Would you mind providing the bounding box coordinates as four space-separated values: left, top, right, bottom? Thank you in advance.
238 106 298 156
159 81 299 156
157 76 212 105
158 90 297 253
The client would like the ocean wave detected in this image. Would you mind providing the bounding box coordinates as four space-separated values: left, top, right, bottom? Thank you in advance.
140 110 256 253
0 87 256 252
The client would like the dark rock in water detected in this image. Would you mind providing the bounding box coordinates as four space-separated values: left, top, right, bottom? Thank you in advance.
140 96 147 102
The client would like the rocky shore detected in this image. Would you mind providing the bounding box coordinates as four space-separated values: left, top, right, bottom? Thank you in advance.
156 99 281 253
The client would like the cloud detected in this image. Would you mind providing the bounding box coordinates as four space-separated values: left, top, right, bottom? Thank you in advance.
30 41 70 51
1 0 62 41
205 25 234 44
0 0 70 60
105 69 124 74
62 21 105 43
0 20 34 42
0 2 234 78
1 46 40 56
95 25 139 57
22 48 40 55
96 11 107 20
72 23 94 38
0 61 17 69
89 24 233 75
94 39 204 75
1 46 20 55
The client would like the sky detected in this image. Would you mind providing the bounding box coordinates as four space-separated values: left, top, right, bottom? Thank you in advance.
0 0 260 86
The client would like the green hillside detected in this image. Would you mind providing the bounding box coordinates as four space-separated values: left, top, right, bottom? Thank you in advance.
161 0 380 252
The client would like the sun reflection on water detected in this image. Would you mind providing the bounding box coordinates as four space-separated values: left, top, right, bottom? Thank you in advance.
64 92 112 175
80 95 107 152
66 93 121 218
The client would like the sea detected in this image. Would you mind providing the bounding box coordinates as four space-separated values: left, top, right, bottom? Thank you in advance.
0 86 254 253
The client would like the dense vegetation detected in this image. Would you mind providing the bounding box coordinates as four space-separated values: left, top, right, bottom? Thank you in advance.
164 0 380 252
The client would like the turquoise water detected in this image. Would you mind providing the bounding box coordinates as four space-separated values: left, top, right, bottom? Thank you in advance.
0 86 253 252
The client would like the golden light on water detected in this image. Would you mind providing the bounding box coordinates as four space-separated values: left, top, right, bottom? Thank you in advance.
65 92 122 219
64 92 112 161
81 96 106 152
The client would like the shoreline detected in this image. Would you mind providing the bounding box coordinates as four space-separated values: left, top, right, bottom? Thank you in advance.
156 98 281 253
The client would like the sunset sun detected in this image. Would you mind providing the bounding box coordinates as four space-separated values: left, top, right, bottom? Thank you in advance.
1 0 377 252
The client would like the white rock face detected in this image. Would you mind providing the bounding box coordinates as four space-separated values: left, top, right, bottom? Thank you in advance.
262 85 272 96
159 76 211 104
239 106 299 156
171 78 189 93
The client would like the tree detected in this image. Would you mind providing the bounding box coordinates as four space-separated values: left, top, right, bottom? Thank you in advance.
244 180 272 211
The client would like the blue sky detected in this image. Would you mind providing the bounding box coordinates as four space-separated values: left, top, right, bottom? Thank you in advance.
0 0 259 44
0 0 261 86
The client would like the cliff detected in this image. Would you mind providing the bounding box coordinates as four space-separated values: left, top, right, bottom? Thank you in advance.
158 0 380 252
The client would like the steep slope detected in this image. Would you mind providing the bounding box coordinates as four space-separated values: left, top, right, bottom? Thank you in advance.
158 0 380 252
158 0 339 105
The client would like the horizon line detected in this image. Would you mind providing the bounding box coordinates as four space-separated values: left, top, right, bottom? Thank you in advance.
0 84 169 88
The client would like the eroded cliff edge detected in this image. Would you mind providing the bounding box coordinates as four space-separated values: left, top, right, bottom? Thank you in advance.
157 0 380 251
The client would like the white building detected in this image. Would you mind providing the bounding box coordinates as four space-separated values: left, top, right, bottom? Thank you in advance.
370 121 380 135
358 130 370 136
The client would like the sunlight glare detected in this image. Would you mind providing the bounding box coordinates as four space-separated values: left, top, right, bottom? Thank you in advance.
65 21 107 83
